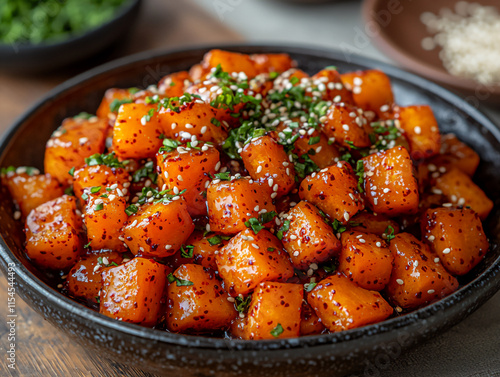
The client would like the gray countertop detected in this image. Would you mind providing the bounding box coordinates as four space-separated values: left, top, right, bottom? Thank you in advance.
194 0 500 375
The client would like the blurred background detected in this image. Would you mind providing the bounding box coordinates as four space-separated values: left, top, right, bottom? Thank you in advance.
0 0 499 376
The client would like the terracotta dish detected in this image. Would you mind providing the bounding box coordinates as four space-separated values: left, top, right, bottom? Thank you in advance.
362 0 500 102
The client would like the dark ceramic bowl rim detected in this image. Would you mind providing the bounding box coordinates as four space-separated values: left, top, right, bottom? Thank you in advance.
0 43 499 351
361 0 500 95
0 0 141 53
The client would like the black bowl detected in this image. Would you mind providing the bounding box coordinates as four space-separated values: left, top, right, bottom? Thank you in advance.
0 0 142 73
0 44 499 377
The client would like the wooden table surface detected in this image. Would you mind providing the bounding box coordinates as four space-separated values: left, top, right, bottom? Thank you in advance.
0 1 499 376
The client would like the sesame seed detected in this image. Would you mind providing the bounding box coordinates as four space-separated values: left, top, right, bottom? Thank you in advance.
251 243 260 249
227 296 235 303
427 289 435 294
342 124 350 131
396 279 404 285
215 161 221 171
376 242 382 247
414 126 422 135
383 188 390 194
271 192 278 199
343 211 350 221
428 235 435 241
353 77 363 86
13 211 21 220
431 188 443 195
177 175 183 181
434 258 440 263
273 184 279 192
442 248 451 254
289 235 297 240
293 251 300 257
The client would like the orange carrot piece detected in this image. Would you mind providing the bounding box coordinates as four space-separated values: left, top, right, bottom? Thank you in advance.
339 231 393 291
362 146 419 216
25 195 83 270
422 207 489 275
435 168 493 220
385 233 459 309
100 257 168 326
281 201 341 269
166 264 237 333
216 229 294 296
308 272 393 332
243 282 303 340
299 161 364 224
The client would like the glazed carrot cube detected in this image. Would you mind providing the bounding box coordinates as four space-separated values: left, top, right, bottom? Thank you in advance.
298 162 364 224
340 70 394 117
308 272 393 332
216 229 294 296
96 88 133 120
84 190 129 252
2 169 63 218
386 233 459 309
165 230 229 271
73 164 130 203
25 195 83 270
157 142 219 216
321 103 371 148
311 68 354 104
158 71 191 97
293 129 342 169
300 301 325 336
431 133 480 177
207 177 276 235
166 264 237 333
67 251 123 304
435 168 493 220
397 105 441 160
100 257 168 326
185 231 222 270
240 135 295 197
112 103 163 160
45 117 107 186
422 207 489 275
243 282 303 340
122 199 194 258
158 101 228 145
250 53 294 74
203 49 258 79
281 201 341 269
362 146 419 216
339 231 393 291
348 211 400 236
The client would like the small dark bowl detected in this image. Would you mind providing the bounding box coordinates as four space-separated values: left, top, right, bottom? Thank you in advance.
0 0 142 73
0 44 499 377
